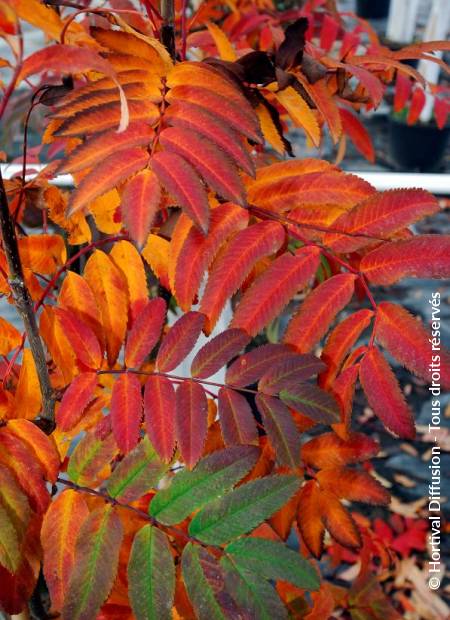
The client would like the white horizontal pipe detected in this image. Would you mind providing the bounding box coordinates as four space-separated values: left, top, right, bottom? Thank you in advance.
1 164 449 195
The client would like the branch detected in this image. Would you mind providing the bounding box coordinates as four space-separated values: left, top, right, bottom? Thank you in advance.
0 169 55 430
161 0 176 60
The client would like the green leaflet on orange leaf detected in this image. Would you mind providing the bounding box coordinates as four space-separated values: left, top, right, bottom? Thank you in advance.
144 375 176 463
284 273 357 353
151 150 210 233
54 100 157 138
125 297 166 368
110 373 142 454
317 467 390 505
67 147 148 216
297 480 325 558
360 235 450 284
41 490 89 611
58 271 105 353
323 189 439 253
274 86 320 147
191 329 250 379
255 394 301 469
150 445 260 526
54 308 102 370
166 84 261 143
110 240 148 322
67 428 118 486
6 419 60 483
18 45 129 133
0 317 21 356
18 234 66 275
159 126 246 206
13 349 41 420
128 525 175 620
106 435 168 503
156 311 205 372
279 384 340 425
56 373 98 432
200 221 286 333
258 354 326 394
319 309 373 390
188 475 300 545
248 170 374 213
173 203 249 311
120 168 161 249
62 506 123 620
165 100 255 176
231 247 321 336
359 347 415 439
0 428 50 513
301 431 380 469
83 250 129 366
57 121 153 174
175 380 208 469
376 302 450 388
218 388 259 447
339 108 375 163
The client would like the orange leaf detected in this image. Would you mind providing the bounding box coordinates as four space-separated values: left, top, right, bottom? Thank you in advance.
339 107 374 163
41 490 89 611
320 489 362 549
297 480 325 558
6 419 60 484
54 308 102 370
13 349 41 420
110 240 148 323
359 347 415 439
275 86 321 147
56 373 98 432
19 234 66 275
317 467 390 505
301 431 379 469
120 169 161 249
40 306 77 386
0 317 21 355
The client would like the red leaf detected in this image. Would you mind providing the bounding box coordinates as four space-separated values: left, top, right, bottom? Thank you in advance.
125 298 166 368
156 311 205 372
160 126 245 205
407 87 426 125
319 309 373 389
301 431 379 469
361 235 450 284
393 72 412 113
284 274 357 353
56 373 98 431
172 203 248 311
297 480 325 558
324 189 439 253
231 247 321 337
110 373 142 453
341 63 385 107
376 302 450 389
68 148 149 216
226 343 297 388
175 380 208 469
339 108 375 162
191 329 250 379
165 100 255 176
54 307 102 370
320 15 339 52
121 169 161 249
218 388 259 447
144 375 176 463
434 96 449 129
259 354 326 394
200 221 285 333
330 365 360 440
255 394 301 469
359 347 415 438
152 150 210 233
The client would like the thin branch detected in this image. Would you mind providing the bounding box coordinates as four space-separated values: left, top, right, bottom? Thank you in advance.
0 169 55 429
161 0 176 60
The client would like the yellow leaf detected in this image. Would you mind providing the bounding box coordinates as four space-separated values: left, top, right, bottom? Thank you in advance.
40 306 77 387
206 22 237 61
275 86 321 147
19 234 67 275
14 349 42 419
89 189 122 234
142 234 170 291
110 241 148 322
256 104 285 155
0 317 21 355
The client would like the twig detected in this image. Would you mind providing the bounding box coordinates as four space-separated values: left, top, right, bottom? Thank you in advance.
0 169 55 429
161 0 176 60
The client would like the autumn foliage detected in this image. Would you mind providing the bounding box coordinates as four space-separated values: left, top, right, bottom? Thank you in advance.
0 0 449 617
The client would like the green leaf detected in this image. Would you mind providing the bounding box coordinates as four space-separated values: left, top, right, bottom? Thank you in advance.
62 505 123 620
149 445 259 525
220 555 287 620
106 436 168 503
67 430 117 486
128 524 175 620
225 537 320 590
181 543 227 620
0 502 21 573
188 475 300 545
279 384 340 424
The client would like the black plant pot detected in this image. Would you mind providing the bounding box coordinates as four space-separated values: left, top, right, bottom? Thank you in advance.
356 0 390 19
388 117 450 172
